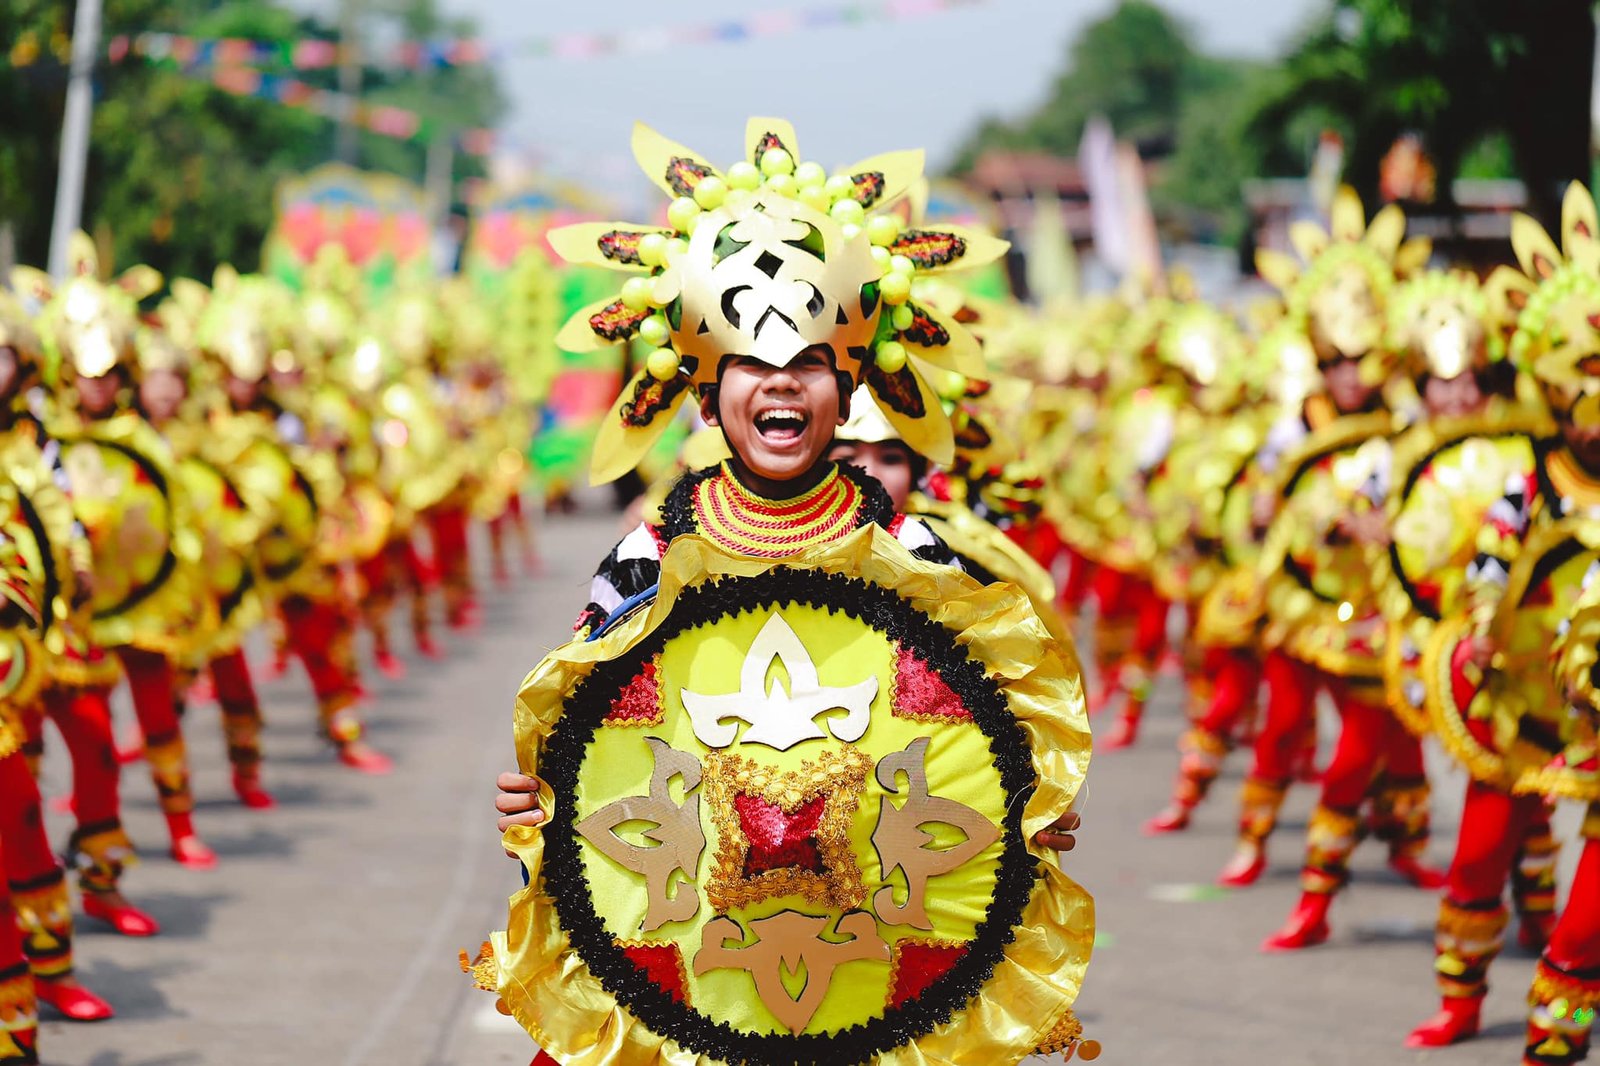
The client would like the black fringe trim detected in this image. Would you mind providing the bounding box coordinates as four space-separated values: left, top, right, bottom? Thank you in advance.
538 569 1039 1065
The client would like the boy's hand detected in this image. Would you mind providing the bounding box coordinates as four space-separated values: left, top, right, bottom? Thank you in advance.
496 771 545 836
1033 811 1080 853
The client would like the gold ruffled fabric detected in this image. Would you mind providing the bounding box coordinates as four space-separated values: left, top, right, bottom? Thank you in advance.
492 526 1094 1066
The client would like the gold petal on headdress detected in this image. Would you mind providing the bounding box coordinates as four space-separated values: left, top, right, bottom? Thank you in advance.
1395 236 1433 276
169 278 210 317
631 121 721 200
588 366 694 485
1364 204 1407 259
1563 182 1600 272
1484 263 1537 324
835 149 926 210
555 295 649 353
67 231 99 278
1288 220 1328 263
1255 248 1299 293
1248 249 1299 294
1330 186 1366 243
10 266 53 304
868 354 954 467
887 225 1007 275
744 116 801 169
898 301 985 377
1511 212 1563 281
115 265 163 302
546 222 668 273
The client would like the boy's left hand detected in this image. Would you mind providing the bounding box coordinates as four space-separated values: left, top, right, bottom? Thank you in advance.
1033 811 1080 853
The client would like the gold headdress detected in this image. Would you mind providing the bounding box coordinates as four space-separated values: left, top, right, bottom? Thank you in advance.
549 118 1006 483
197 269 286 384
1156 302 1247 413
1256 186 1431 386
1486 184 1600 417
0 291 41 374
1386 269 1502 381
12 232 162 380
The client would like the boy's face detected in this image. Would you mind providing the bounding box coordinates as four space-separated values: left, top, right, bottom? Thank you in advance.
139 368 187 423
75 370 122 418
704 347 847 486
1321 355 1377 413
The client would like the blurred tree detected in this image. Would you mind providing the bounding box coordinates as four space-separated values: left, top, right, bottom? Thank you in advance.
0 0 503 281
1244 0 1595 229
948 0 1266 242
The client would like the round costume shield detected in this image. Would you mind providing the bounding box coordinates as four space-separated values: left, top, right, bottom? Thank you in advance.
228 435 321 587
491 528 1093 1065
1192 432 1274 651
1422 519 1600 798
174 453 262 642
1260 412 1394 679
58 434 182 647
1379 418 1543 737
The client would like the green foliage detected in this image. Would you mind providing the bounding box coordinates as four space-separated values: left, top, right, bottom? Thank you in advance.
0 0 503 280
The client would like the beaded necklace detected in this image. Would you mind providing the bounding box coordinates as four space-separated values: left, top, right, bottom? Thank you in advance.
691 462 864 558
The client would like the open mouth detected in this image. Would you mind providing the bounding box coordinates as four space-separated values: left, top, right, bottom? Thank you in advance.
755 406 809 444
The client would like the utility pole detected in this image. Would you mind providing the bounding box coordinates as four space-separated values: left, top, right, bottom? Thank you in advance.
424 134 454 225
336 0 362 164
48 0 103 279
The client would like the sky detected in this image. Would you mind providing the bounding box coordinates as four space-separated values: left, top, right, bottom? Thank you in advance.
302 0 1324 211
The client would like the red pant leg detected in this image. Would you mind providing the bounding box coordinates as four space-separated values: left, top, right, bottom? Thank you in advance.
1199 648 1259 736
1059 547 1095 614
1249 651 1317 783
209 648 264 774
1131 580 1168 666
0 749 74 982
1316 679 1391 810
0 822 39 1062
280 595 363 744
43 685 135 893
1546 834 1600 972
1448 781 1543 904
115 647 193 816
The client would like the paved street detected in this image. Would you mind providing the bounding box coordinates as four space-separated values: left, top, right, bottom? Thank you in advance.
35 509 1582 1065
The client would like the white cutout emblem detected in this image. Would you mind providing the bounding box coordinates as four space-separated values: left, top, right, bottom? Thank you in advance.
680 614 878 750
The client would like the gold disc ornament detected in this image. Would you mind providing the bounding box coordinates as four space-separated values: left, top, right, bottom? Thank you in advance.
486 528 1093 1065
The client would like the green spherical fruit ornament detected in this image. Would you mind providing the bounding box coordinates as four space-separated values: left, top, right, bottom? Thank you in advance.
621 277 654 313
662 238 689 265
840 222 863 242
637 232 668 267
889 254 915 277
866 213 902 247
666 197 701 233
892 305 916 331
880 272 912 306
638 315 670 347
830 199 866 226
875 340 908 373
726 160 761 191
798 185 831 212
759 147 794 177
764 173 796 196
693 175 728 210
870 246 892 273
793 161 826 188
645 347 680 381
824 174 855 201
724 187 755 212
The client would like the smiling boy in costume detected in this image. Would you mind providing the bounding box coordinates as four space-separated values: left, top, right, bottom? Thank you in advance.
486 119 1088 1066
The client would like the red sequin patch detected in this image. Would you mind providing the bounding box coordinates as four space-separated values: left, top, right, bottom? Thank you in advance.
849 171 887 207
865 362 925 418
753 131 792 169
665 156 714 198
899 302 951 348
734 793 826 876
893 646 971 721
588 299 651 342
889 229 968 269
598 229 656 266
620 942 689 1004
621 371 691 428
603 658 663 725
889 941 969 1007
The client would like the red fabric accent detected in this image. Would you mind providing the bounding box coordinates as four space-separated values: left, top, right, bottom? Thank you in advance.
1091 565 1131 618
1198 648 1261 735
1546 836 1600 970
41 686 120 827
893 647 971 721
890 941 969 1007
1449 636 1481 714
280 596 359 704
1132 580 1169 662
1059 546 1095 612
209 648 259 709
0 750 58 884
734 793 825 875
1249 651 1318 783
887 513 906 537
1447 780 1545 902
532 1051 562 1066
117 647 182 745
603 660 661 724
620 942 688 1004
357 551 392 598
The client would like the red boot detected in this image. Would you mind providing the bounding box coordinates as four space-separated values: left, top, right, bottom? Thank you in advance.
1217 843 1267 887
81 891 160 937
232 769 276 810
166 812 218 870
1099 711 1141 751
416 633 444 660
1405 997 1482 1048
1144 805 1190 834
1261 892 1331 951
338 741 394 775
1389 853 1449 890
374 649 406 680
36 976 114 1022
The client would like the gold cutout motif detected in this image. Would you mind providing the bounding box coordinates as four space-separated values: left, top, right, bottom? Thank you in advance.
680 613 877 751
702 746 870 913
574 737 706 932
872 737 1001 930
693 911 890 1034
